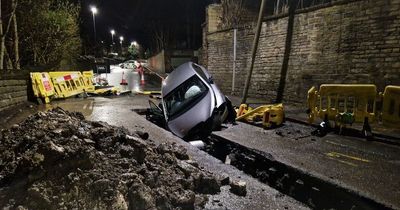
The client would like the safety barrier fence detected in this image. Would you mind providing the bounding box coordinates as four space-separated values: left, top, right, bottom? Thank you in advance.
30 71 95 103
381 86 400 128
236 103 284 128
308 84 400 129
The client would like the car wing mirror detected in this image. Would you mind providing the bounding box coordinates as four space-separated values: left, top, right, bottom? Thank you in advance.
149 100 162 114
209 76 214 84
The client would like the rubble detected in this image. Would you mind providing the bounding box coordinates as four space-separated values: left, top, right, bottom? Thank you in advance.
230 180 247 196
0 107 227 209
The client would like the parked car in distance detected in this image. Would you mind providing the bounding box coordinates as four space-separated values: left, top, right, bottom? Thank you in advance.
119 60 138 69
138 59 148 67
148 62 235 139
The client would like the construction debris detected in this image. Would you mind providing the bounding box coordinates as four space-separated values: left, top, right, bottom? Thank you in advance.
229 180 247 196
0 108 228 209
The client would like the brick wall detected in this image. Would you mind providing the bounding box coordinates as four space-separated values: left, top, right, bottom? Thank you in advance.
0 71 29 112
207 4 223 33
204 0 400 105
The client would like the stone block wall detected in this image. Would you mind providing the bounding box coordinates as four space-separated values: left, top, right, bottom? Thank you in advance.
203 0 400 104
207 4 223 33
0 71 29 112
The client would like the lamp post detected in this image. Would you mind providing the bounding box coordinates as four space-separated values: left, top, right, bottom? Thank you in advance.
90 6 98 43
111 30 115 44
110 30 115 53
119 36 124 55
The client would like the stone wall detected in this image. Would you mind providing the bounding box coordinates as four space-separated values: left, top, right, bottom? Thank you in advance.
207 4 223 33
0 71 29 112
203 0 400 104
148 50 166 74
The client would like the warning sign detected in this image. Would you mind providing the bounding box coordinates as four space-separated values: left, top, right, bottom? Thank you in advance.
43 81 52 91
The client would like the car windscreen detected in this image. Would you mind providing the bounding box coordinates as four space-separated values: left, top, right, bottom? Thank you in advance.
164 75 209 120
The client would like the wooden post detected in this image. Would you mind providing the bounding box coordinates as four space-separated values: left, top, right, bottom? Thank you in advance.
276 0 296 103
241 0 267 104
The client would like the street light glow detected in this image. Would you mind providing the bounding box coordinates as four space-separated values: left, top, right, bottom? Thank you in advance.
131 41 138 46
111 30 115 35
119 36 124 41
90 6 98 43
90 6 98 15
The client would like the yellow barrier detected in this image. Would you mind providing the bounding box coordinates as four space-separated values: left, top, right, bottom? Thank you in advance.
82 71 95 93
307 86 318 123
381 85 400 128
134 90 162 95
30 73 55 103
308 84 377 124
93 87 120 95
31 71 97 103
236 104 284 128
236 104 251 118
49 72 86 98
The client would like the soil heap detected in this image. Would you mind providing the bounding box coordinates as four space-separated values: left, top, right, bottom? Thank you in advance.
0 108 223 210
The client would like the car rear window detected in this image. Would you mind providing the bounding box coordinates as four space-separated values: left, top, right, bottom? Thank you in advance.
164 75 208 120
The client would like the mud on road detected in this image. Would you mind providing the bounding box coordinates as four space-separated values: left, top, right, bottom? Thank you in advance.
0 108 230 210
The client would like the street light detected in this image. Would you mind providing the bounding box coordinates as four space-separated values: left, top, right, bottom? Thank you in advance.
110 30 115 44
110 30 115 53
90 6 98 43
119 36 124 45
131 41 138 47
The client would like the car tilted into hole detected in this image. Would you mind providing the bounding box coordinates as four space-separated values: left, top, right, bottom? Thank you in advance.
148 62 235 139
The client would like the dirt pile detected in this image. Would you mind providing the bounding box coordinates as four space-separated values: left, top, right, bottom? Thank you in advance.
0 108 224 210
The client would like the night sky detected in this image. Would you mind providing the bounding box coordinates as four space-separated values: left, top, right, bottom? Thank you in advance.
81 0 216 52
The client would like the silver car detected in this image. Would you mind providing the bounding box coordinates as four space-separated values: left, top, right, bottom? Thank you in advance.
155 62 235 139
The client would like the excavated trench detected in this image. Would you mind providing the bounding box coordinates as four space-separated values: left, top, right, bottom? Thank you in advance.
203 134 389 210
135 108 391 210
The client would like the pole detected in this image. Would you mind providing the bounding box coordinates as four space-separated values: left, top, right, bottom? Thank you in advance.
232 28 237 94
241 0 267 104
276 0 296 103
111 33 114 53
92 13 96 43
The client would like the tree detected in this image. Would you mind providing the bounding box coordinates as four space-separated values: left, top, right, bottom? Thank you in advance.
146 20 175 53
128 44 139 59
17 0 81 69
221 0 245 29
0 0 18 69
11 0 19 69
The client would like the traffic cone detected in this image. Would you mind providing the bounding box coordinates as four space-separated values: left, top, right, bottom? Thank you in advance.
140 72 145 85
120 72 128 85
